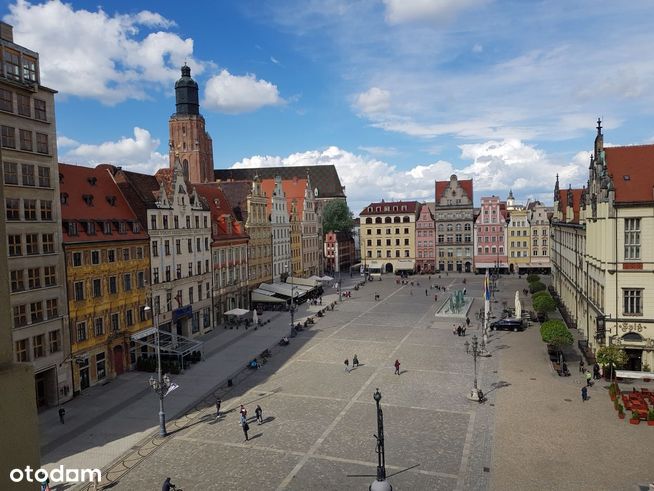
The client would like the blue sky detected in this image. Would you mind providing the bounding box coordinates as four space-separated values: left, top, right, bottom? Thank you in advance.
3 0 654 213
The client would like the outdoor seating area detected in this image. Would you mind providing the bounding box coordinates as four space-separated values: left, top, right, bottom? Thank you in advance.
610 382 654 425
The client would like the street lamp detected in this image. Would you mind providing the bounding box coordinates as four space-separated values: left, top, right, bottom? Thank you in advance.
286 264 295 337
144 305 172 436
464 334 485 402
370 388 392 491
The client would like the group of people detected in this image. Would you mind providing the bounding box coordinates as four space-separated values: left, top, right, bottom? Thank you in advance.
580 360 603 401
453 324 467 336
239 403 265 441
344 354 361 372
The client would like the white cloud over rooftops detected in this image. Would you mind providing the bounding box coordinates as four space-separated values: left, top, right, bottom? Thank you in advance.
203 69 285 114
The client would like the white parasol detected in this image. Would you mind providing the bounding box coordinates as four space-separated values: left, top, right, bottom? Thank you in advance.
252 309 259 325
515 290 522 319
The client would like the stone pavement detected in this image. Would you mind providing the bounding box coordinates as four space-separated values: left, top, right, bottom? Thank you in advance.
105 273 499 491
39 277 357 488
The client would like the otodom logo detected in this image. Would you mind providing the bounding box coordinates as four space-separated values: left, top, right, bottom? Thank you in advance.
10 466 101 484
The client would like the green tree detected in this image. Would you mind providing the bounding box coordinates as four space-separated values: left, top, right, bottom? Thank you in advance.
533 294 556 314
596 345 628 371
322 200 354 235
532 290 550 302
526 274 541 283
540 320 573 347
529 281 546 294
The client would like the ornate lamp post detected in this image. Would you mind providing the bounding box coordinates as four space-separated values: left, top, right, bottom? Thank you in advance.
464 335 484 402
144 305 172 436
286 264 295 337
370 389 392 491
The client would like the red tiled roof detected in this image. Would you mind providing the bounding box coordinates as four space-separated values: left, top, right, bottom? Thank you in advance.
59 163 147 243
359 200 419 216
557 188 584 223
218 180 251 223
282 177 307 219
194 184 248 243
604 145 654 203
435 178 473 202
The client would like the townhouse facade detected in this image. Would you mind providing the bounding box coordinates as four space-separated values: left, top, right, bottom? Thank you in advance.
506 207 530 273
474 196 508 273
60 164 151 394
324 231 355 273
415 202 435 273
1 22 69 407
527 201 551 272
300 176 321 276
434 175 474 273
262 176 291 282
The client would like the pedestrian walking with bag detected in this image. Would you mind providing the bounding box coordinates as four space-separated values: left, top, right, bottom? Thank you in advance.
394 359 401 375
255 405 263 425
58 407 65 424
344 358 350 373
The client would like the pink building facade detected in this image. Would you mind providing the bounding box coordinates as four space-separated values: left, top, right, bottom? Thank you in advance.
415 203 435 273
473 196 508 273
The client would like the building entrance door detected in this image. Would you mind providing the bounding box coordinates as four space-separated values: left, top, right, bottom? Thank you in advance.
113 345 124 375
625 349 642 371
35 373 47 408
79 366 90 390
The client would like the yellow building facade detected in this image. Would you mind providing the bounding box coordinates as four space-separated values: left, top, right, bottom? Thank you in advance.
507 208 530 273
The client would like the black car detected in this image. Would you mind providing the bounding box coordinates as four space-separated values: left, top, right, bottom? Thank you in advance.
490 318 525 332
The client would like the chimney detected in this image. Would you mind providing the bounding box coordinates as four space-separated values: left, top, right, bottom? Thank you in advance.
0 22 13 42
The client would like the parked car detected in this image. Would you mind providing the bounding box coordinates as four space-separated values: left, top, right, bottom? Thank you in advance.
490 318 526 332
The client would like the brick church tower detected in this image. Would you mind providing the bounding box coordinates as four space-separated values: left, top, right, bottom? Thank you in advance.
169 64 214 183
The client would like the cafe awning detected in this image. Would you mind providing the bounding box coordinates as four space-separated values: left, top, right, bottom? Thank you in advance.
252 290 287 303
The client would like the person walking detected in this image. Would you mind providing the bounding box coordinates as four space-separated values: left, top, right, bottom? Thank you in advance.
593 363 601 380
452 325 457 335
58 407 65 424
585 370 593 387
466 317 470 327
344 358 350 373
239 405 247 425
255 405 263 425
353 354 359 368
215 398 222 418
242 420 250 441
581 386 588 402
394 359 401 375
434 294 438 302
457 325 462 336
425 289 428 296
579 359 585 373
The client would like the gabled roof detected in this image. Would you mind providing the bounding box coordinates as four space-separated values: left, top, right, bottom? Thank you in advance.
217 180 251 223
435 178 473 202
360 200 419 216
215 165 345 199
59 163 147 243
194 184 247 243
282 177 307 219
556 188 584 223
604 145 654 203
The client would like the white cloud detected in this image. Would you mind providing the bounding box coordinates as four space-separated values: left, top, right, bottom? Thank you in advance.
353 87 391 116
382 0 489 25
270 56 280 65
231 141 587 212
57 135 79 148
357 146 399 157
472 43 483 53
61 127 168 175
4 0 203 104
203 69 285 114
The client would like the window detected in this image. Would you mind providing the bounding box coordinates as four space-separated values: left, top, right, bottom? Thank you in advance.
110 313 119 332
109 276 117 294
40 200 52 220
153 267 159 284
1 125 16 148
163 215 169 229
92 278 102 297
36 133 48 154
96 353 106 380
176 264 182 279
4 162 18 184
205 237 209 251
195 216 200 228
6 198 20 220
44 266 56 286
91 250 100 265
136 247 143 259
187 238 193 253
34 99 47 121
123 273 132 292
19 129 32 151
125 309 133 327
150 215 157 230
74 281 84 301
166 291 172 311
176 239 182 254
0 88 12 111
15 339 28 362
48 330 60 353
165 266 171 282
164 240 170 255
623 289 642 315
30 301 43 323
76 322 87 342
22 57 37 82
189 287 194 304
46 298 58 318
152 241 158 257
624 218 640 260
174 215 179 228
39 165 50 188
196 237 201 252
103 221 112 234
23 199 36 220
32 334 45 358
8 234 21 256
186 216 191 228
27 268 40 289
72 251 82 267
137 271 145 288
13 304 27 327
107 249 116 262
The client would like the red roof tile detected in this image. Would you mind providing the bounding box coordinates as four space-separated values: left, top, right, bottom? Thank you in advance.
282 177 307 219
359 200 419 215
59 163 147 243
435 178 473 202
604 145 654 203
194 184 248 243
557 188 584 223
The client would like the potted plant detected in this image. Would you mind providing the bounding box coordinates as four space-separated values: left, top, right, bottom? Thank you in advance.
609 384 616 401
648 409 654 426
629 411 641 425
618 405 625 420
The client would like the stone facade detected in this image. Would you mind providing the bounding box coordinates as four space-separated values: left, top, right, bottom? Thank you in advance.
527 201 551 271
507 208 530 273
324 231 355 273
434 175 474 272
415 202 435 273
263 176 291 282
473 196 508 273
300 176 320 276
1 22 69 408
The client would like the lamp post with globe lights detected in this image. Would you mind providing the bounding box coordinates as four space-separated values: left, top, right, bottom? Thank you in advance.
143 305 172 436
370 388 392 491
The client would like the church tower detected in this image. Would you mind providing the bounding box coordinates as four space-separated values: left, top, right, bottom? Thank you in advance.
169 64 214 183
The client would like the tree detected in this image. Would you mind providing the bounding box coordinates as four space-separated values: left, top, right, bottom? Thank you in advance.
540 320 573 347
529 281 546 294
526 274 540 283
322 200 354 235
532 290 550 302
533 294 556 314
596 345 628 379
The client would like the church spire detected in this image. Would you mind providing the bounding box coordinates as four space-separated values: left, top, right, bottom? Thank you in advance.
174 64 199 116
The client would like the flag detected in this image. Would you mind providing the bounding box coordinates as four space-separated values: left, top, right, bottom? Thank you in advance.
164 383 179 397
484 270 491 301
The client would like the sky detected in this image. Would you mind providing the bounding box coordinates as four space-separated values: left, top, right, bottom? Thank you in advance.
3 0 654 214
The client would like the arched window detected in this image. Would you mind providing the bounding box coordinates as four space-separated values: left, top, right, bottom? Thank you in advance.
456 224 462 231
402 216 410 223
375 217 382 224
447 224 453 232
384 217 392 223
182 159 189 179
365 218 373 224
464 224 471 231
394 217 401 223
438 224 444 232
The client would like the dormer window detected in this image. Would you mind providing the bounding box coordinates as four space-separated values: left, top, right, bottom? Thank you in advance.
106 195 117 206
86 221 95 235
118 221 127 234
132 222 140 233
82 194 94 206
87 176 97 186
67 221 78 236
103 221 112 234
60 192 68 205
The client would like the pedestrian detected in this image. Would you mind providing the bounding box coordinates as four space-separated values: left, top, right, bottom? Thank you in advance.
581 386 588 402
466 317 470 327
434 294 438 302
585 370 592 387
319 296 322 305
579 359 584 373
463 288 467 296
215 398 222 418
353 354 359 367
240 404 247 425
452 325 457 335
39 477 50 491
58 407 65 424
242 420 250 441
394 359 401 375
593 363 600 380
599 365 604 379
255 405 263 425
344 358 350 373
461 325 467 336
465 342 469 354
425 289 428 296
457 325 462 336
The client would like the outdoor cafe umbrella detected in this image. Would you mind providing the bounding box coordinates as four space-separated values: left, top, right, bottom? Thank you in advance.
252 309 258 325
515 290 522 319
